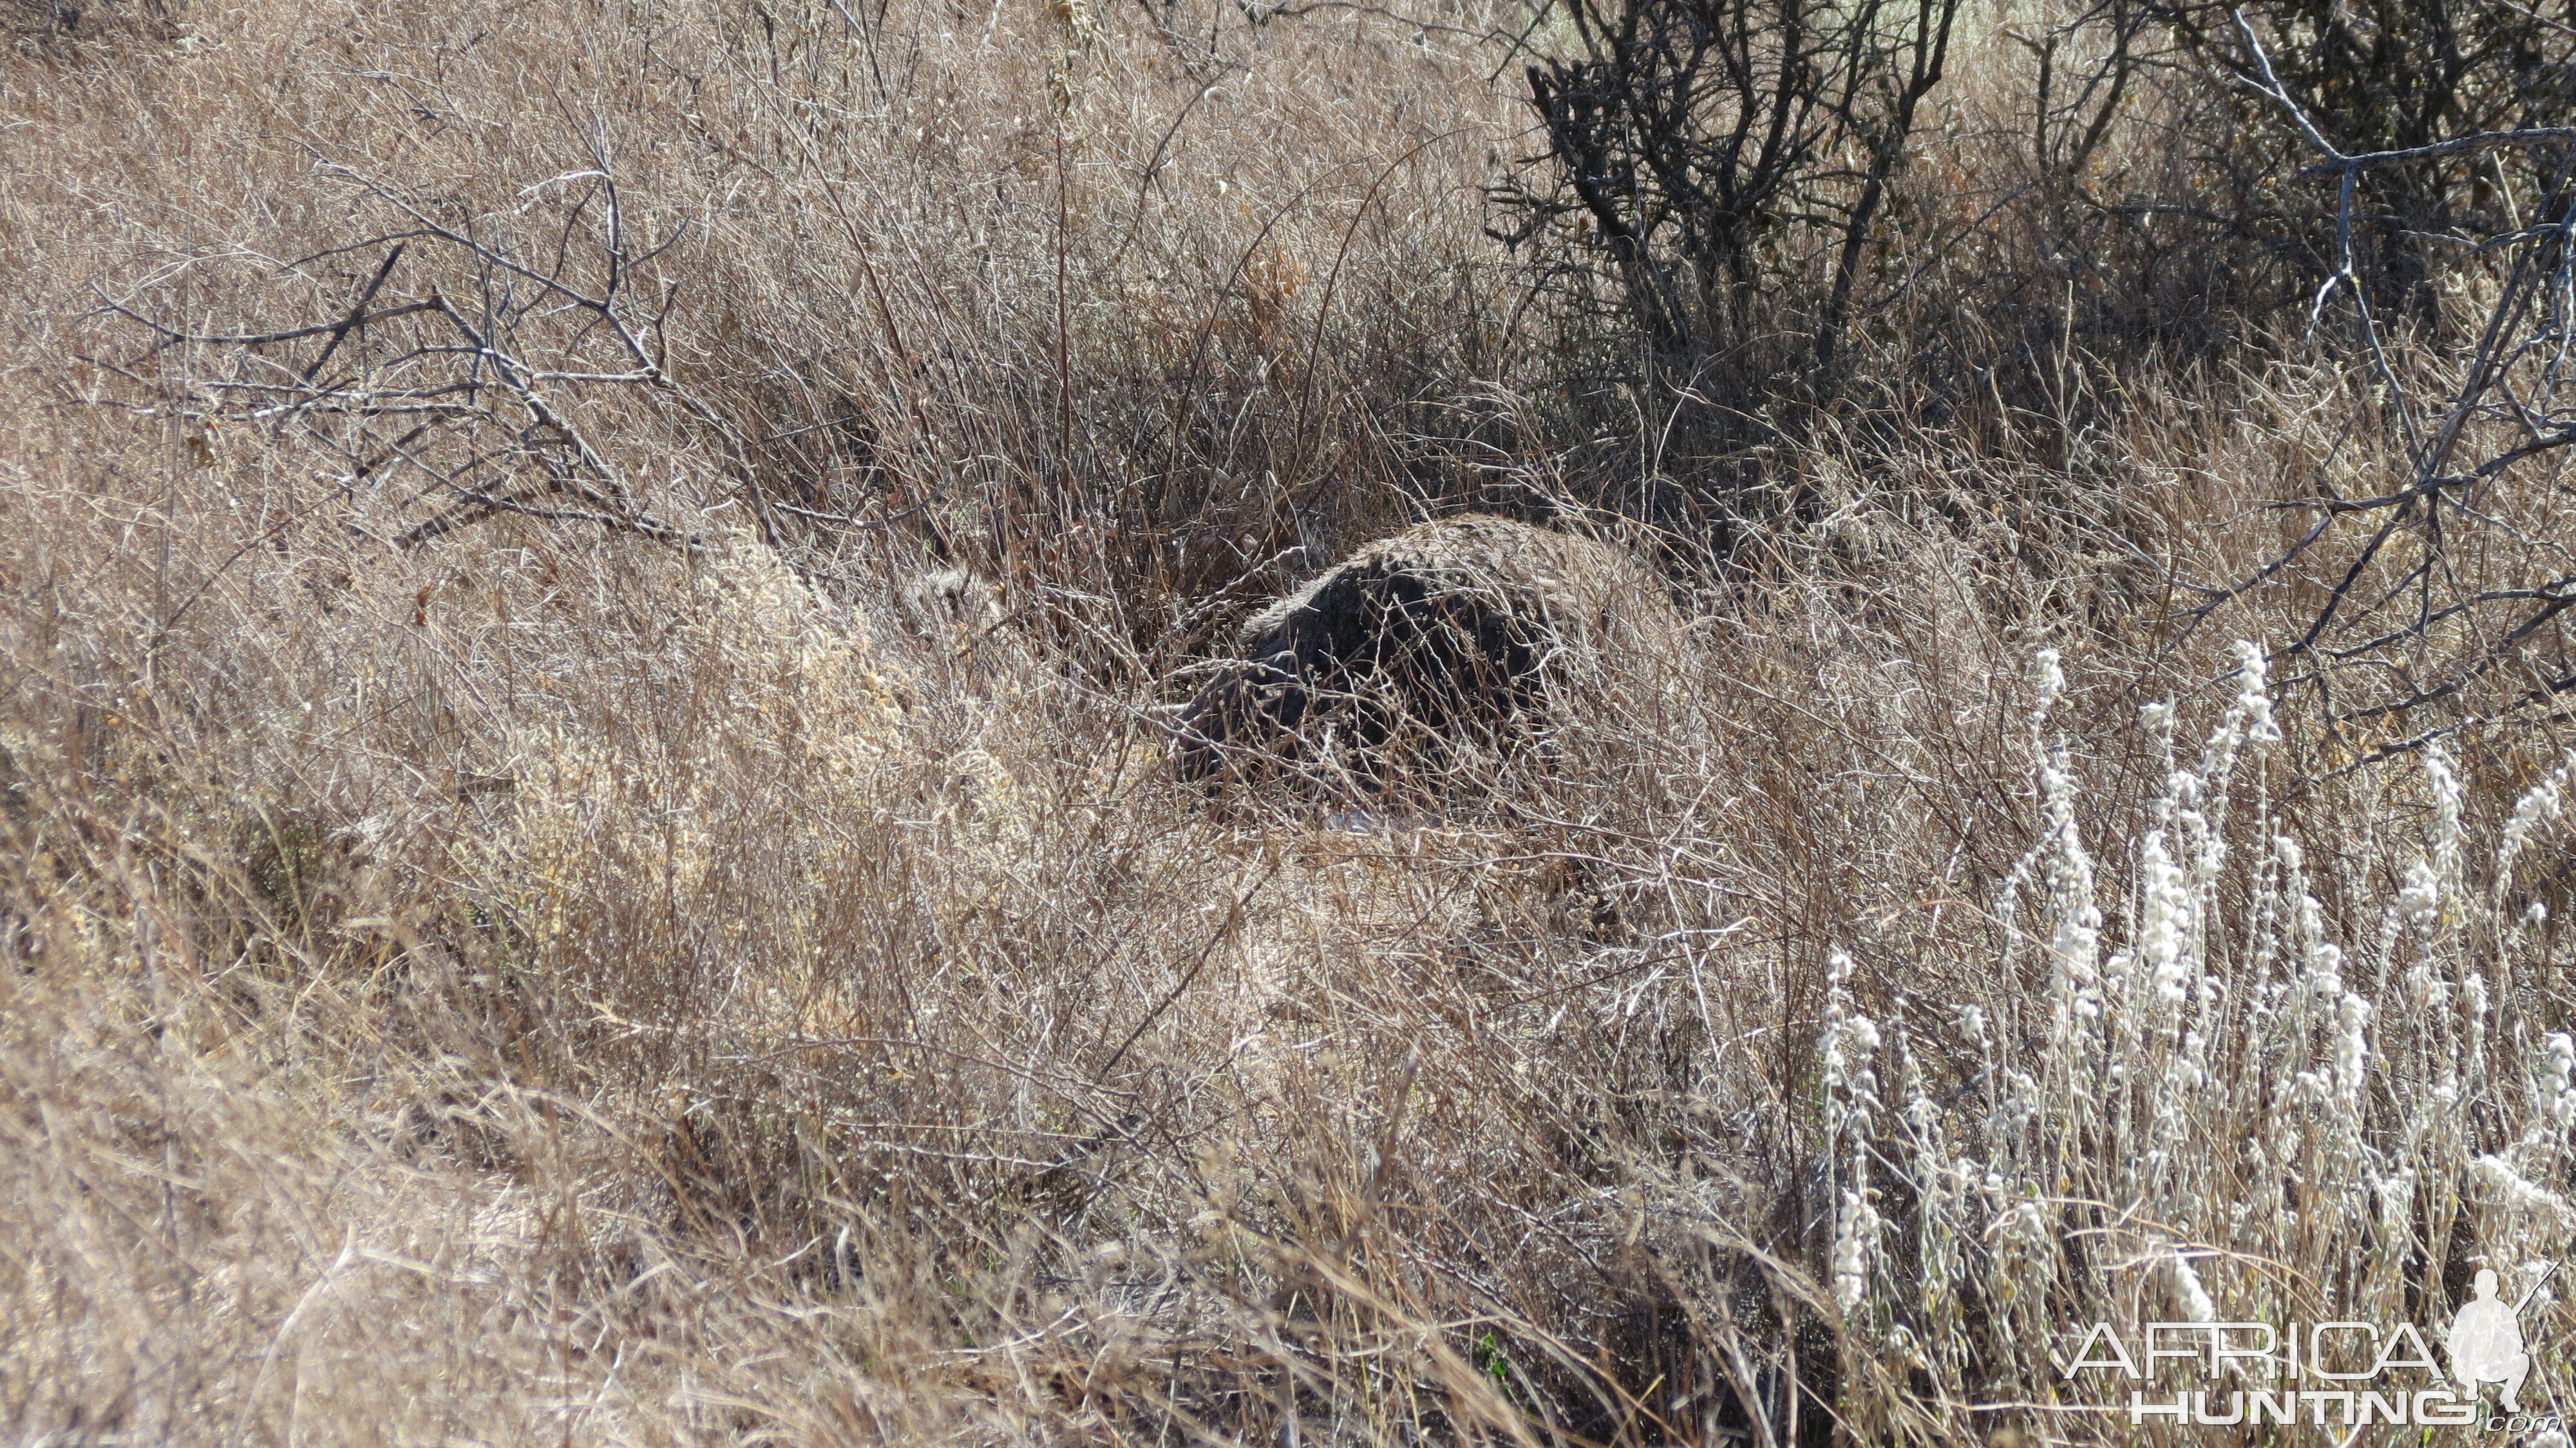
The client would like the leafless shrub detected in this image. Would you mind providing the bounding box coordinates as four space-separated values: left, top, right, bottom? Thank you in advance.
88 186 725 553
2171 0 2576 326
2164 26 2576 759
1497 0 1962 383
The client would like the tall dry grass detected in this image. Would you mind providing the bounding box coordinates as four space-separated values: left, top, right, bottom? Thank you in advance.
12 0 2576 1443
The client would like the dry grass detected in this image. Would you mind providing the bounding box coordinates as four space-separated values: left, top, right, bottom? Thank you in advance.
12 0 2576 1445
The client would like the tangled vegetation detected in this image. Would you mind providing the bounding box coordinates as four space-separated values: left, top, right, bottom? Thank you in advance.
14 0 2576 1441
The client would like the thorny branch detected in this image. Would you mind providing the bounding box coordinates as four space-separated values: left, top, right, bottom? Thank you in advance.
80 148 871 558
2183 11 2576 756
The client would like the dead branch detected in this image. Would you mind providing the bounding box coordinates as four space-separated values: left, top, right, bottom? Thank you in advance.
87 150 756 555
2180 11 2576 745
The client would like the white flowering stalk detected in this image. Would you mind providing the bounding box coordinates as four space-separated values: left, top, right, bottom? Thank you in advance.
2031 646 2067 729
1823 950 1883 1324
2332 991 2372 1113
1832 1188 1879 1317
2177 641 2282 899
1894 1015 1971 1397
2541 1034 2576 1138
2187 640 2280 773
2135 828 2192 1018
2474 1154 2575 1223
2396 859 2442 930
2468 1033 2576 1281
2001 651 2104 1076
2494 754 2576 1063
2429 741 2465 897
2499 753 2576 881
2166 1248 2217 1328
2247 834 2329 1202
2041 752 2105 1038
1908 641 2576 1424
1822 951 1881 1142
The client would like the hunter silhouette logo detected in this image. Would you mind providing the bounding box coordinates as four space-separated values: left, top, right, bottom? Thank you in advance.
2448 1264 2552 1413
